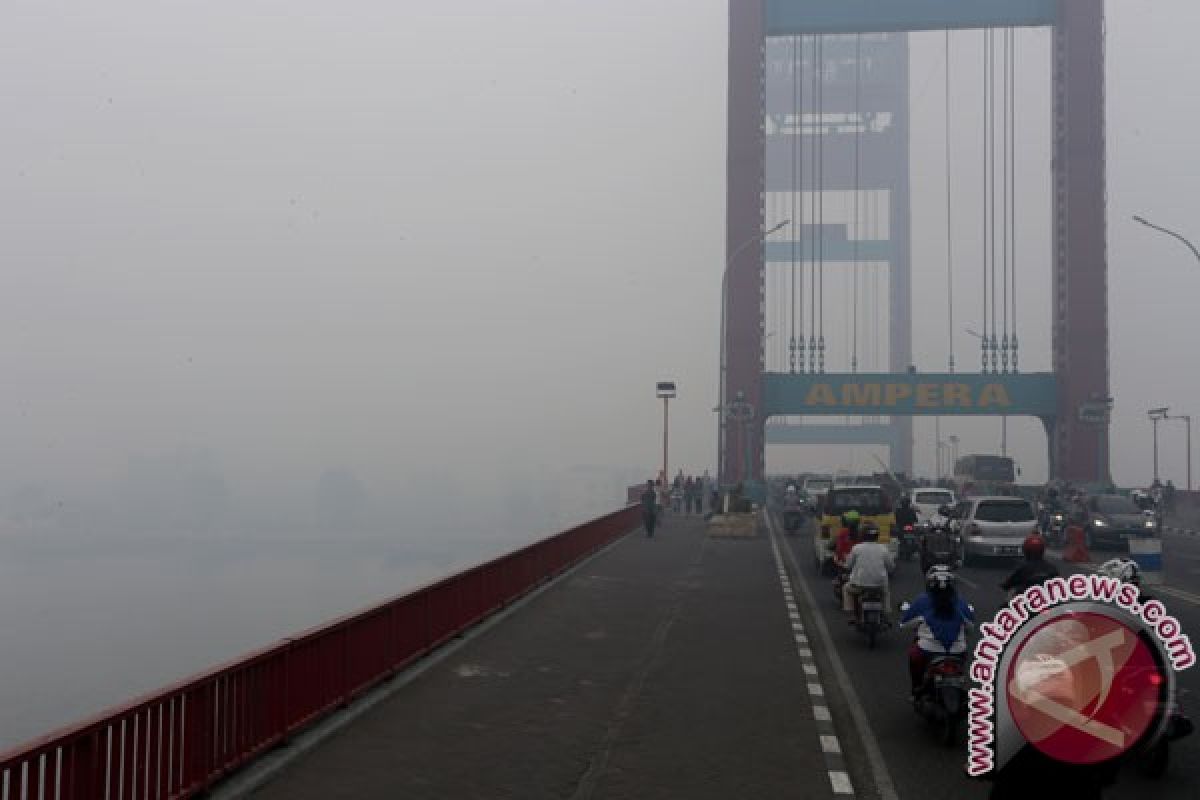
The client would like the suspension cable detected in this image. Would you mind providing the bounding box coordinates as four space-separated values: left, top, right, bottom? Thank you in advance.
853 33 861 374
980 28 990 374
1009 29 1019 373
809 35 818 374
816 34 826 374
1001 27 1010 374
790 35 800 374
798 36 806 373
988 28 999 375
945 30 954 374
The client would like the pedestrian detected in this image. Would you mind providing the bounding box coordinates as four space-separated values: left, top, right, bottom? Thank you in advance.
640 480 658 537
684 476 696 514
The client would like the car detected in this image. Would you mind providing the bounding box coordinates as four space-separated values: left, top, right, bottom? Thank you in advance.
953 496 1038 564
907 487 957 521
813 485 896 572
1082 494 1159 549
802 475 833 512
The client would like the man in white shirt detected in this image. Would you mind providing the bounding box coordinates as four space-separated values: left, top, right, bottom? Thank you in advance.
844 526 895 624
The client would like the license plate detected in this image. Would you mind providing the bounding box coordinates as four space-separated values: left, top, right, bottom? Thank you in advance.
934 675 964 688
861 601 883 611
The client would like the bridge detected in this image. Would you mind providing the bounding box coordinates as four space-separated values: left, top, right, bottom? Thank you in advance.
3 2 1195 799
722 0 1108 484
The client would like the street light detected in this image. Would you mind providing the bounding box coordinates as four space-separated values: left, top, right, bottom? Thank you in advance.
1149 407 1169 484
965 328 1006 456
1171 414 1193 491
657 381 677 500
1134 215 1200 267
1150 408 1192 491
718 219 790 482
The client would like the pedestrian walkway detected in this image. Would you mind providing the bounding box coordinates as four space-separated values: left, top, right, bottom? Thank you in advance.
249 514 839 799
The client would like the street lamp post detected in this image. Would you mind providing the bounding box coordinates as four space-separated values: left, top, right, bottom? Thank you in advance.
1149 407 1169 484
718 219 790 483
1157 410 1193 492
657 382 677 500
1179 415 1193 491
1134 216 1198 487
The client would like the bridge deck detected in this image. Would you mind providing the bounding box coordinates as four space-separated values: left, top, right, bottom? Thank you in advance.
248 515 846 799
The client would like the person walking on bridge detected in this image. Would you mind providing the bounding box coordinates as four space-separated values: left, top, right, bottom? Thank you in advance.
640 480 658 538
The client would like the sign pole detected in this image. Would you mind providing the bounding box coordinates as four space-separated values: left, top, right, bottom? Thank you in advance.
663 396 669 500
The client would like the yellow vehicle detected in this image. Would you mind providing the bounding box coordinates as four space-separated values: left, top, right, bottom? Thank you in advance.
812 485 897 572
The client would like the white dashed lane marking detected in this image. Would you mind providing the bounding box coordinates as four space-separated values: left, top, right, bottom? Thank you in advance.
766 514 857 798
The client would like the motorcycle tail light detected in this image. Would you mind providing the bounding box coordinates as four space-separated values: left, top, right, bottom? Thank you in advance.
934 660 963 676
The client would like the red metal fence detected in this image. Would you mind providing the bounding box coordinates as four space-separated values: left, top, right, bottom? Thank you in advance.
0 505 639 800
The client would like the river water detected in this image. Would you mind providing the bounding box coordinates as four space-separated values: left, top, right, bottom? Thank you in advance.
0 526 550 751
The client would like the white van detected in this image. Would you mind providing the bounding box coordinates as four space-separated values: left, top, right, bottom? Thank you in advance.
907 488 957 521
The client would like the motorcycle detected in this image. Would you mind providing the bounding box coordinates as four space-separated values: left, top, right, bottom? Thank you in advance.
1135 694 1194 778
783 502 805 534
832 564 849 606
855 586 888 649
1041 509 1067 546
911 652 969 746
898 524 918 561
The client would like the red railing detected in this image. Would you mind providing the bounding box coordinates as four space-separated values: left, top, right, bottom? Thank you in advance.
0 505 640 800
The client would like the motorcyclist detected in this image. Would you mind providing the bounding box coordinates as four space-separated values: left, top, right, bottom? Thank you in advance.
919 512 960 572
895 495 919 529
899 566 974 695
844 524 895 625
1038 486 1063 530
833 510 862 566
1000 534 1059 596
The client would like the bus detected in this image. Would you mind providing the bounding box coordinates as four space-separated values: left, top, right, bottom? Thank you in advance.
953 454 1015 486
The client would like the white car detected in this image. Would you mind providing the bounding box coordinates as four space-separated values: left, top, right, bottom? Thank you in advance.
907 488 957 521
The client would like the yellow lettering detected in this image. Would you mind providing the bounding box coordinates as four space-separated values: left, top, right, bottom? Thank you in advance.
978 383 1013 408
805 384 837 406
942 383 973 408
842 383 882 407
916 383 942 408
884 384 913 406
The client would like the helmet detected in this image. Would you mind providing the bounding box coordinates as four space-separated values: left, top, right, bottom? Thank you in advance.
842 510 861 528
1100 558 1141 586
899 496 911 507
1022 534 1046 559
863 524 880 540
787 485 797 494
926 565 956 592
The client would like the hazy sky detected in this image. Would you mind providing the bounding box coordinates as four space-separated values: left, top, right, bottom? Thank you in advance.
2 0 1197 510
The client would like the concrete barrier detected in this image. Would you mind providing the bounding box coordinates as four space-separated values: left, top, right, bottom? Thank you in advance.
1128 537 1165 585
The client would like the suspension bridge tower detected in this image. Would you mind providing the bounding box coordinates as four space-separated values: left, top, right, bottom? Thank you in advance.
720 0 1109 487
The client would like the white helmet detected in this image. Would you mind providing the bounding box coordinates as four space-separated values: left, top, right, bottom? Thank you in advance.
1099 558 1141 586
926 565 955 591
